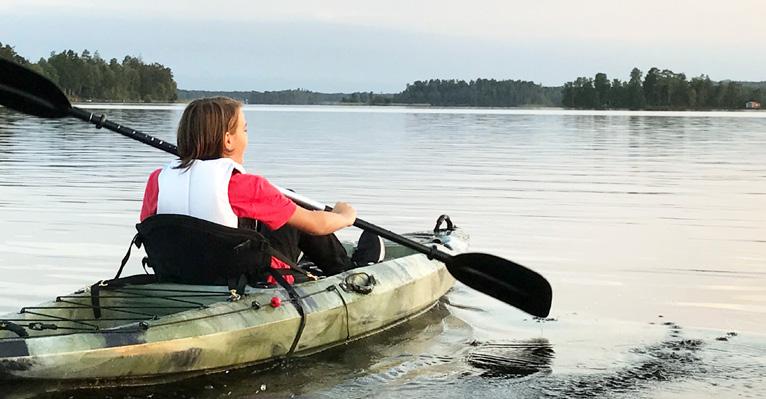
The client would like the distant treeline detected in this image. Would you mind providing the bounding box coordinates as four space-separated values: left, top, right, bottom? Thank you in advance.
182 81 559 107
563 68 765 110
4 42 764 109
177 89 350 105
340 92 394 105
0 42 177 102
391 79 562 107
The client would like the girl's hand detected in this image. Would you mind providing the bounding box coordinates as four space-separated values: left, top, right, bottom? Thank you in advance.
332 201 357 226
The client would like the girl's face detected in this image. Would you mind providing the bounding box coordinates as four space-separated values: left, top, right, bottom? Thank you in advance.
223 107 248 165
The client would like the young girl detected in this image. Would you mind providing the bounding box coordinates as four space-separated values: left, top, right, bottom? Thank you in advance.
139 97 380 283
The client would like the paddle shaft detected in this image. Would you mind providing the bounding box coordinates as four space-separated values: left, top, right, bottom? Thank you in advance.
70 107 179 155
71 106 454 264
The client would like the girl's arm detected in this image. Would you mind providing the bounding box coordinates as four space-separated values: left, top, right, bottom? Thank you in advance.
286 202 356 236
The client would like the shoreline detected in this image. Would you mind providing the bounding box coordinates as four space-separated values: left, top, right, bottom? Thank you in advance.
71 100 764 112
68 103 766 118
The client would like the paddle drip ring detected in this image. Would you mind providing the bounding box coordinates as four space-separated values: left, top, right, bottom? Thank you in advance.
95 114 107 129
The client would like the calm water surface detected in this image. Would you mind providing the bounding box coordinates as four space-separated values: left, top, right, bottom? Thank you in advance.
0 105 764 398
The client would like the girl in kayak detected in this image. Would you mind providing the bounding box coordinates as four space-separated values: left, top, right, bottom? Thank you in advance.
139 97 382 283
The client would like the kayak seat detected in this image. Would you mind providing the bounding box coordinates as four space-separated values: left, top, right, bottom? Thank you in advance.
135 214 294 286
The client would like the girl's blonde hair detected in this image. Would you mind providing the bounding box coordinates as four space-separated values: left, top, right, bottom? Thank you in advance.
176 96 241 169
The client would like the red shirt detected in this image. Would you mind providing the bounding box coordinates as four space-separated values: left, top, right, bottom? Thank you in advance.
140 168 296 229
140 168 297 282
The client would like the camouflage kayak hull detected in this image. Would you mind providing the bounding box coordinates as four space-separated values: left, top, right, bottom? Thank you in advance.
0 230 467 381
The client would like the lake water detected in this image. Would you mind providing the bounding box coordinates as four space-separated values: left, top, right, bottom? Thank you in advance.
0 105 764 398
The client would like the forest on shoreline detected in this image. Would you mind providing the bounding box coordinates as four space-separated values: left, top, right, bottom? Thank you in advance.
2 43 763 110
0 42 176 102
562 68 764 110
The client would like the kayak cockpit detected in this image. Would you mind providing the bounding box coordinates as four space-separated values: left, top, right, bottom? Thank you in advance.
0 226 467 342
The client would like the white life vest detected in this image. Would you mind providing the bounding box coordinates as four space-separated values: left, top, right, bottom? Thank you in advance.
157 158 245 228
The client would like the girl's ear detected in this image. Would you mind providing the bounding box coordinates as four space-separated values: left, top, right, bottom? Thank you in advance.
223 131 234 153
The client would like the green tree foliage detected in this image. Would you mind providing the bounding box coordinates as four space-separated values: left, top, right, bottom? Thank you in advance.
341 91 393 104
626 68 645 109
563 67 764 110
593 73 611 109
0 42 30 64
1 43 176 102
393 78 560 107
177 88 355 105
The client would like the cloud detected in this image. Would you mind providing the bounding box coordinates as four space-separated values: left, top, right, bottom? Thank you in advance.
4 0 763 43
2 1 763 91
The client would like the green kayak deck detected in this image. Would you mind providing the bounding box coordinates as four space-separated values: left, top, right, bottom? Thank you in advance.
0 229 467 381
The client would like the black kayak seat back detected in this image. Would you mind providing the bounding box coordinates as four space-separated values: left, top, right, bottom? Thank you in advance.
136 214 277 285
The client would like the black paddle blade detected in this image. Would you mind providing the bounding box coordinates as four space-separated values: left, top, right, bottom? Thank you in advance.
0 58 71 118
446 252 553 317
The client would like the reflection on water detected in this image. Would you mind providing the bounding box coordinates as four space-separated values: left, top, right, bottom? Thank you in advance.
466 339 554 378
0 105 765 398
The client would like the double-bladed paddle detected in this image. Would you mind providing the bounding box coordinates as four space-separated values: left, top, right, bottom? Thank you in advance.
0 58 552 317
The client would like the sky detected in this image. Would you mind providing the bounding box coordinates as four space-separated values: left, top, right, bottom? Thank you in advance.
1 0 764 92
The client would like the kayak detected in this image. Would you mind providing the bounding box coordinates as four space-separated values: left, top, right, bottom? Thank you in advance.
0 227 468 382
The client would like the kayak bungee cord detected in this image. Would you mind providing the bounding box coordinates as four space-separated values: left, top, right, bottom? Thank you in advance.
0 287 241 338
0 280 352 339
